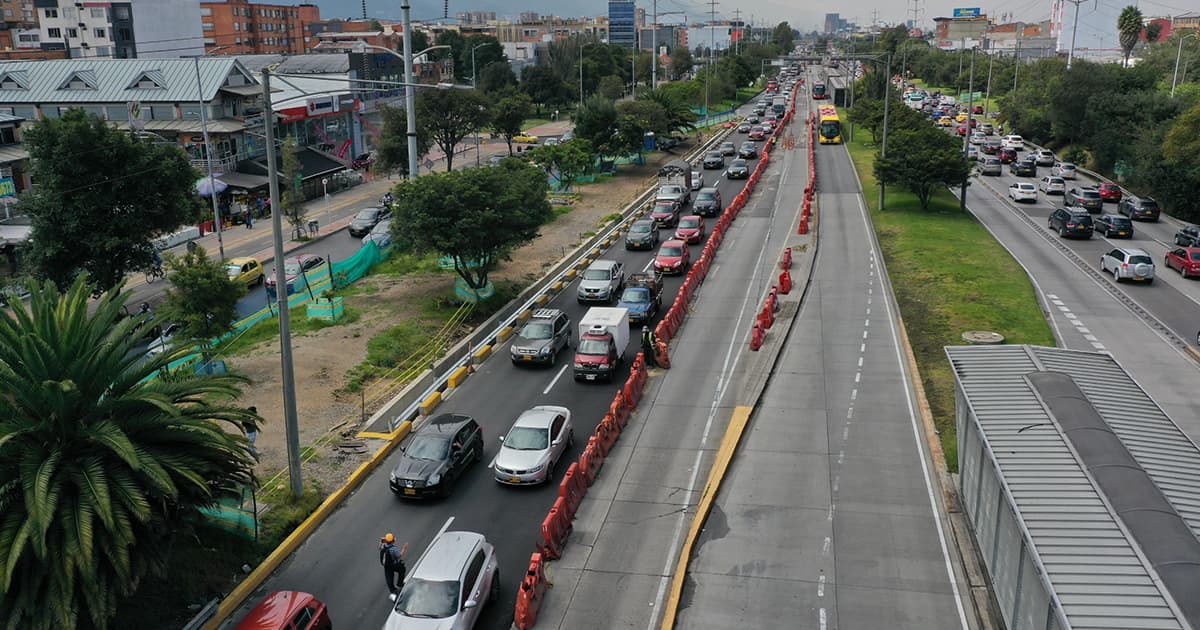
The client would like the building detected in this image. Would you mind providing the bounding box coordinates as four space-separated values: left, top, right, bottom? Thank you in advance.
1174 11 1200 31
456 11 495 26
495 17 608 43
200 0 320 55
0 0 36 27
933 13 991 49
824 13 839 35
685 23 734 52
1144 17 1172 42
608 0 635 46
35 0 203 58
519 12 539 24
984 21 1057 59
0 112 27 197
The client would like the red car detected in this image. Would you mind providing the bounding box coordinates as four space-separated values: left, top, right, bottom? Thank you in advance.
673 215 706 244
1098 182 1123 203
764 118 778 129
955 124 968 136
748 126 766 140
998 147 1018 164
235 591 331 630
651 198 681 228
1165 247 1200 278
654 239 691 275
265 253 326 295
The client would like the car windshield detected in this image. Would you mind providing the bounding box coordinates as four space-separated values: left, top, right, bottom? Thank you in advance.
1139 200 1158 209
582 269 610 281
660 186 681 195
283 260 302 275
504 426 550 451
707 153 721 160
355 209 379 221
697 192 715 201
406 437 449 461
1108 217 1131 227
1048 178 1064 185
225 264 242 277
732 160 747 168
1060 164 1075 170
394 579 459 619
577 338 610 355
678 218 699 229
519 322 553 339
660 246 684 257
1128 255 1153 265
1018 184 1035 191
621 288 648 302
721 143 734 150
629 223 652 234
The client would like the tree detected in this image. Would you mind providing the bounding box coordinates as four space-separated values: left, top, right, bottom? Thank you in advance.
157 247 247 344
637 88 697 135
771 22 795 54
415 88 490 172
526 138 594 192
1145 21 1162 44
375 104 432 178
390 161 551 290
668 46 694 80
615 100 669 157
1118 5 1144 67
848 98 886 143
434 31 466 78
490 91 534 156
874 126 971 210
478 61 516 93
461 35 505 83
18 109 200 293
599 74 626 100
279 135 306 233
407 29 430 57
521 65 570 115
0 277 258 629
573 95 621 156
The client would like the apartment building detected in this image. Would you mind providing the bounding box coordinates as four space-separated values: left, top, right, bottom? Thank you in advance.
35 0 203 58
201 0 319 55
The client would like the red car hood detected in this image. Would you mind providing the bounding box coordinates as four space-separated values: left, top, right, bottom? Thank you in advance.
656 255 685 266
675 228 700 238
652 210 674 220
575 353 609 365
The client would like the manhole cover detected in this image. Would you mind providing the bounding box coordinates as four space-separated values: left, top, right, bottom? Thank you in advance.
962 330 1005 345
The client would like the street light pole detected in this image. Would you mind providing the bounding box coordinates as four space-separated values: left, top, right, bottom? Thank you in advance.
1065 0 1083 70
651 0 657 88
401 0 418 179
1172 34 1197 97
961 48 976 212
193 56 225 261
879 53 892 211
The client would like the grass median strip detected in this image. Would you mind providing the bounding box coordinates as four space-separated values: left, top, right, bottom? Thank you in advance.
841 133 1055 471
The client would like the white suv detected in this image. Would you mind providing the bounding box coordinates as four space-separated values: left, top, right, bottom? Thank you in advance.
385 531 499 630
1100 247 1155 284
1001 134 1025 150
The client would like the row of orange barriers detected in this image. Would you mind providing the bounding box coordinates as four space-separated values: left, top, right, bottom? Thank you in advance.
516 90 801 629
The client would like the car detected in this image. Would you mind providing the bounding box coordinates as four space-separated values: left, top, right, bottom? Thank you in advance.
577 259 625 303
737 142 758 159
651 198 682 228
955 124 969 136
485 155 506 167
265 254 326 295
970 131 986 145
982 138 1002 154
966 145 979 160
1039 176 1066 195
719 141 737 156
656 183 690 207
512 133 540 144
1164 247 1200 278
654 239 691 275
388 414 483 498
955 112 969 123
1100 247 1155 283
1051 162 1077 179
363 219 393 248
737 122 752 133
746 114 760 124
348 206 390 237
235 591 331 630
1034 149 1056 166
748 126 766 140
1009 158 1036 177
674 215 706 244
726 159 750 179
979 156 1002 176
542 137 560 147
693 187 723 217
1097 182 1122 203
1095 214 1133 238
937 116 954 127
493 405 574 485
509 308 571 366
1065 187 1103 213
1001 134 1025 150
998 147 1018 164
979 122 994 135
1048 208 1094 239
690 170 704 191
384 530 498 629
1008 182 1037 203
752 106 766 116
225 256 265 287
1119 196 1160 221
145 322 183 357
624 219 660 250
1176 226 1200 247
703 152 725 169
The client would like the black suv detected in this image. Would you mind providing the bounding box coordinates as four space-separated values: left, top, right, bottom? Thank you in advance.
1048 208 1094 239
1094 214 1133 239
1175 226 1200 248
510 308 572 366
390 414 483 498
702 151 725 169
1009 158 1036 177
1119 196 1161 221
1065 187 1103 213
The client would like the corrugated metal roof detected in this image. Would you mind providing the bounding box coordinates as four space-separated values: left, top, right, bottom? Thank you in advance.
946 345 1198 630
0 58 257 105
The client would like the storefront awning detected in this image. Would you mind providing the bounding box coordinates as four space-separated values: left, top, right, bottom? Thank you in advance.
218 172 269 191
0 145 30 164
111 119 247 134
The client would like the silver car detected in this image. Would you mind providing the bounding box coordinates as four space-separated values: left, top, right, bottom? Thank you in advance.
690 170 704 191
577 259 625 303
494 405 574 485
1100 247 1155 283
509 309 571 366
1039 176 1066 195
363 218 393 247
384 531 499 630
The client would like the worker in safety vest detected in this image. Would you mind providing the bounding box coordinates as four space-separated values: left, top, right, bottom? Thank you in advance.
641 326 658 367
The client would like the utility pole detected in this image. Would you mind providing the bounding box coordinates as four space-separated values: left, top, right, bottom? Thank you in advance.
704 0 716 127
1065 0 1084 69
879 53 892 211
401 0 418 179
960 47 975 212
193 56 225 262
733 8 741 55
651 0 657 88
983 51 993 118
1014 27 1022 93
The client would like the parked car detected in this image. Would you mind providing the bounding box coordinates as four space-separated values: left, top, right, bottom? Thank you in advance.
1008 182 1037 203
512 133 540 144
265 254 326 295
726 159 750 179
674 215 706 244
235 591 331 630
1119 196 1160 221
1094 214 1133 238
624 219 660 250
693 187 723 217
1176 226 1200 248
651 198 682 228
1009 157 1036 177
1048 208 1094 239
654 240 691 275
1065 187 1103 213
718 141 737 156
1033 149 1056 166
1164 247 1200 278
1098 182 1123 203
737 142 758 159
979 156 1002 176
577 259 625 303
1051 162 1077 179
363 219 393 248
1100 247 1155 283
493 406 574 485
388 414 483 498
703 152 725 169
145 322 183 357
510 308 571 366
1039 176 1066 195
384 530 499 629
348 206 390 238
225 256 264 287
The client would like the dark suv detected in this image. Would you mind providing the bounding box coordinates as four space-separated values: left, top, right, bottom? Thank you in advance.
390 414 483 499
1065 187 1103 213
1119 196 1160 221
1009 158 1036 177
1175 226 1200 248
1048 208 1094 239
510 308 571 366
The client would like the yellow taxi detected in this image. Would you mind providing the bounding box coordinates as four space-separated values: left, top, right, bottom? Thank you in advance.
225 256 264 287
512 133 540 144
937 116 954 127
955 112 969 123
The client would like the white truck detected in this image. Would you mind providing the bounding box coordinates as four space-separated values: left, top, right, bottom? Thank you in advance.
572 307 629 383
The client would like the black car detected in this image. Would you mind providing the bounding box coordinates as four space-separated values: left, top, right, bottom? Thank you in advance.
1065 187 1103 213
1119 196 1161 221
1095 214 1133 238
702 151 725 169
389 414 483 498
1048 208 1094 239
718 141 737 156
1176 225 1200 247
693 187 723 217
348 206 390 237
1009 158 1036 177
726 159 750 179
737 142 758 159
624 219 660 250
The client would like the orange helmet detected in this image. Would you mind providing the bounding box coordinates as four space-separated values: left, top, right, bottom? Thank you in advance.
384 533 395 543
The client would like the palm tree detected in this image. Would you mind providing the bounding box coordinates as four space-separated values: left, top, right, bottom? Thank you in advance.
1118 5 1145 68
0 278 260 629
637 88 698 136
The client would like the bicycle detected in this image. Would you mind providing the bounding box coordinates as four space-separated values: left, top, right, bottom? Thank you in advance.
144 264 166 284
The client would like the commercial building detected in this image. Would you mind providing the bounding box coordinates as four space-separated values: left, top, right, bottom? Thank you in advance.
824 13 839 35
494 16 608 43
34 0 203 58
933 13 991 50
200 0 320 55
456 11 496 26
608 0 635 46
984 21 1056 59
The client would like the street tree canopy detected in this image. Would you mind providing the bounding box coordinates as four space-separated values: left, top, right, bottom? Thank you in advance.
390 160 551 290
526 138 594 192
874 126 971 210
157 246 247 344
375 104 432 178
521 65 571 115
19 109 200 293
416 88 491 172
573 95 621 157
489 90 534 156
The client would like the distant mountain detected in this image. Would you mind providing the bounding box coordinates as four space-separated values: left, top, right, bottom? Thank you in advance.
306 0 594 22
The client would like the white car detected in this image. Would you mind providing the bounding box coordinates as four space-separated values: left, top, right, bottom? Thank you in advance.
1001 135 1025 150
690 170 704 191
146 322 183 357
493 405 574 485
1051 162 1077 179
1039 176 1066 195
1034 149 1056 166
969 132 986 145
385 530 499 630
1008 182 1037 203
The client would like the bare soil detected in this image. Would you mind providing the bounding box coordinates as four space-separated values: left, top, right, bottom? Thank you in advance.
234 148 690 493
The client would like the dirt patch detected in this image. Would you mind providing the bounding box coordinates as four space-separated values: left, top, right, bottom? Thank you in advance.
236 147 691 493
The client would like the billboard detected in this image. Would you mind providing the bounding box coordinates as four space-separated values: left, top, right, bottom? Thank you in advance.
953 7 981 18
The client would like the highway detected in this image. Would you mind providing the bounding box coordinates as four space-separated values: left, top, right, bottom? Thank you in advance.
226 101 778 629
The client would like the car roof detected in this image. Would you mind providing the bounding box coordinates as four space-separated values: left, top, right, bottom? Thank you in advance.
588 259 620 271
1100 213 1127 219
513 407 561 429
680 214 701 221
661 239 687 247
632 218 655 226
418 413 475 437
228 256 258 265
1115 247 1150 256
235 591 320 629
698 187 718 193
410 531 486 582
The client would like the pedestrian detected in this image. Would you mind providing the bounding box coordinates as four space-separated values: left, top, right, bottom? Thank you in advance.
244 208 253 229
641 326 658 368
380 533 408 595
243 406 258 455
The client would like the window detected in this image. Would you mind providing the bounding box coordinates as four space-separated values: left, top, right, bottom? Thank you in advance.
149 105 174 120
199 7 211 16
203 37 216 45
180 104 203 119
461 551 486 605
17 34 37 43
105 105 127 120
93 28 105 39
41 106 60 119
234 22 240 30
63 7 76 19
0 127 16 145
114 6 129 20
202 23 213 31
47 28 61 38
11 106 35 120
3 10 10 18
90 8 105 18
117 27 131 40
290 607 315 629
43 8 57 18
66 28 77 39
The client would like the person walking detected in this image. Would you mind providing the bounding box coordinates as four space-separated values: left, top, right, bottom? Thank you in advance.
640 326 658 368
380 533 408 595
244 208 253 229
243 406 259 455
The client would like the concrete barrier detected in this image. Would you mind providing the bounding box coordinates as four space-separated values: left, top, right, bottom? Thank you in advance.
418 391 442 416
447 366 470 388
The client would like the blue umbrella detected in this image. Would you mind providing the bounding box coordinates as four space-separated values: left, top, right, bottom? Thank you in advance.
195 174 228 197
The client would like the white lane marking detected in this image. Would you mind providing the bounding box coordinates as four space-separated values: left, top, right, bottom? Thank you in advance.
854 194 971 629
1077 327 1090 334
818 575 826 597
1056 305 1071 312
850 389 857 401
487 455 497 470
642 257 656 272
854 372 861 383
1051 299 1065 306
842 426 849 440
543 364 569 394
864 319 871 327
1083 334 1098 342
857 356 863 368
860 343 866 353
822 537 831 555
862 330 868 339
1047 293 1059 299
820 608 827 630
837 450 845 464
866 307 871 315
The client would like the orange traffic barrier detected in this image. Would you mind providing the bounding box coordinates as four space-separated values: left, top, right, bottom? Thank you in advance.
655 320 670 344
750 323 765 351
610 390 629 428
780 269 793 294
767 287 779 313
537 504 569 560
559 462 585 518
781 247 792 269
578 441 598 485
624 371 643 407
654 338 671 369
799 216 809 235
758 301 775 329
596 417 618 454
513 553 549 630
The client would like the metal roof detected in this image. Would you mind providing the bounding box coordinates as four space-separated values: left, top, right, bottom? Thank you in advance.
946 345 1200 630
0 58 257 105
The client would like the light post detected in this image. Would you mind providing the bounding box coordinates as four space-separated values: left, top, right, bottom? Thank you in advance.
879 53 892 211
192 56 225 261
470 43 488 87
1065 0 1084 70
961 47 976 212
1172 33 1198 98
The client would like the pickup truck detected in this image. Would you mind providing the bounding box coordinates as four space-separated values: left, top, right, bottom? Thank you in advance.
617 272 663 325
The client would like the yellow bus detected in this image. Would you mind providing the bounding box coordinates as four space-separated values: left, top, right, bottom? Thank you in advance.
817 105 842 144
